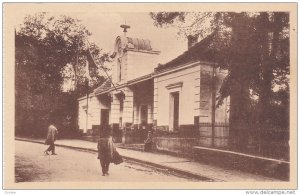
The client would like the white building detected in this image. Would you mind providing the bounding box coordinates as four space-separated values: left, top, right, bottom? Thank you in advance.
78 26 229 150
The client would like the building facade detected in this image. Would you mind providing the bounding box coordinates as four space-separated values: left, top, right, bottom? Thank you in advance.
78 28 230 150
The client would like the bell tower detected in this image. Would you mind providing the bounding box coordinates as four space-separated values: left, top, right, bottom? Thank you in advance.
112 24 131 84
112 24 160 84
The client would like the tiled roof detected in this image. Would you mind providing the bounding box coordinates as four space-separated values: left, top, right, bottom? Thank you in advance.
94 79 112 95
155 32 217 72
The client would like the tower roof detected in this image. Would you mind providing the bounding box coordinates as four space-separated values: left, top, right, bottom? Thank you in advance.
126 37 152 51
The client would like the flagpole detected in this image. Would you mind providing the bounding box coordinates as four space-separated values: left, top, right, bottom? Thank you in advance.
86 40 118 92
86 58 89 134
75 38 79 91
85 40 91 134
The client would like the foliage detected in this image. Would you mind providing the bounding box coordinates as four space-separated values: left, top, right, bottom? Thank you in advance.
150 12 290 149
15 13 109 137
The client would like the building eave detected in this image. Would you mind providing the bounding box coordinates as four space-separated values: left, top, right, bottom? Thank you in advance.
94 74 153 96
127 73 153 86
154 60 217 78
77 93 95 101
155 32 217 72
94 59 217 97
95 89 111 96
126 49 160 55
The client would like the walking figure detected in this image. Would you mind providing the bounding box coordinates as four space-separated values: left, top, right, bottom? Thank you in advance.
44 123 58 155
97 131 114 176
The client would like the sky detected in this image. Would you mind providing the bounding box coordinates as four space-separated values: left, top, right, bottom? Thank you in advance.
15 11 189 91
16 12 188 65
77 12 187 64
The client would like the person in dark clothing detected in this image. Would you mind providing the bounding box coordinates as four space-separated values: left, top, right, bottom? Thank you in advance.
44 124 58 155
144 131 153 152
97 131 114 176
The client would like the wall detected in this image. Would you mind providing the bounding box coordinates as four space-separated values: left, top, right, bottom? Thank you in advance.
153 62 229 148
78 98 86 132
127 51 159 81
111 58 118 85
153 137 198 154
110 92 121 124
111 55 128 85
111 50 159 85
78 94 107 133
193 146 289 180
154 63 201 128
122 87 134 124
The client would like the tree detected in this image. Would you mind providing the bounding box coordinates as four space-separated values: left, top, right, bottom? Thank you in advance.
150 12 290 150
15 13 110 137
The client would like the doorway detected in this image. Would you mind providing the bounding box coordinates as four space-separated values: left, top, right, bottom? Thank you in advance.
100 109 110 132
140 104 148 126
169 91 179 131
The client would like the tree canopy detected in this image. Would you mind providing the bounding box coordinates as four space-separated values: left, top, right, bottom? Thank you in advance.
151 12 290 149
15 13 110 137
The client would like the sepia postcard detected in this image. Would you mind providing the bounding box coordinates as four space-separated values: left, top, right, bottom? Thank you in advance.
3 2 297 190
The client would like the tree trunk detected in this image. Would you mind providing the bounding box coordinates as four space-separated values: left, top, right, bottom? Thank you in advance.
229 67 250 151
228 13 252 151
258 12 272 125
256 12 284 152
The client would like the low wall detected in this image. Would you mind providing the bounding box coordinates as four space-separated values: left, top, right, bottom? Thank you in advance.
199 123 229 148
193 146 289 181
122 129 148 144
153 137 198 154
152 137 289 180
153 136 228 155
122 135 144 144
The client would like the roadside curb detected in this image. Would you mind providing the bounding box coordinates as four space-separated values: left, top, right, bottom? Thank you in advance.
15 138 218 182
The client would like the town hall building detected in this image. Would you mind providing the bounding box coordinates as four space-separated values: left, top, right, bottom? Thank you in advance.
78 25 229 152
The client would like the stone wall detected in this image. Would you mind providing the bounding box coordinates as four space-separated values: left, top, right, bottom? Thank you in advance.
193 146 290 180
153 137 198 154
78 95 101 134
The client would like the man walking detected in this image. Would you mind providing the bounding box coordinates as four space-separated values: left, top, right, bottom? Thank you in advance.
97 131 114 176
44 123 58 155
